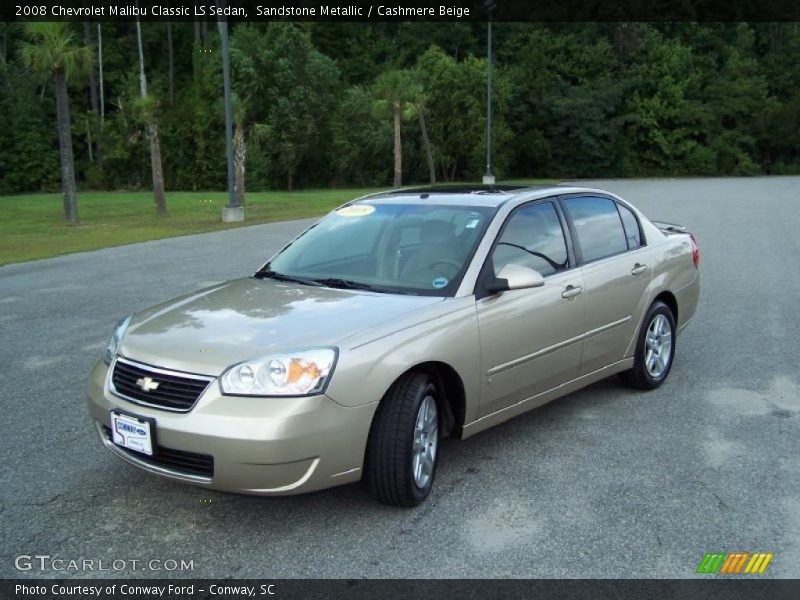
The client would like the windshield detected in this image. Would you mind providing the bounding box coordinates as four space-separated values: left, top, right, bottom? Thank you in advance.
264 202 496 295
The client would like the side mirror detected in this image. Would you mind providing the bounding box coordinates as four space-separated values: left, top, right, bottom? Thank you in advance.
487 264 545 294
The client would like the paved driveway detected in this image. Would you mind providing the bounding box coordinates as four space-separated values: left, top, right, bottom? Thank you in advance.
1 178 798 578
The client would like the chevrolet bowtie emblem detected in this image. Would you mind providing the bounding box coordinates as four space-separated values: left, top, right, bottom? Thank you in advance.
136 376 160 392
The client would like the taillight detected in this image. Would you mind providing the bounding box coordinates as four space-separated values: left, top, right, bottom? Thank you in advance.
690 234 699 268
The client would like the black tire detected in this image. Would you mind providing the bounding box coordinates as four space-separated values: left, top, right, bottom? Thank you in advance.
620 300 676 390
365 372 440 507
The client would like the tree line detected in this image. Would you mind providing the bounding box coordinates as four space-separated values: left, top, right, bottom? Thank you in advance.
1 21 799 220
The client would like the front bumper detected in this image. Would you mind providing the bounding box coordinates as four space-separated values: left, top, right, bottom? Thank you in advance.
86 358 377 495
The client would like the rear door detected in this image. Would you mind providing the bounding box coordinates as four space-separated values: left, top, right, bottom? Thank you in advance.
475 200 586 417
560 195 652 375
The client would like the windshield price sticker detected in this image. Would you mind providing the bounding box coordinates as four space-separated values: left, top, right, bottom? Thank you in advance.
336 205 375 217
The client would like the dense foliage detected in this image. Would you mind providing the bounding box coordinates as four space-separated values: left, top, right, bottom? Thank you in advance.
1 21 799 194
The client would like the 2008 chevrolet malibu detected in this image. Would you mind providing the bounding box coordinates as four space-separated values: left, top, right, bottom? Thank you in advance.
87 185 700 506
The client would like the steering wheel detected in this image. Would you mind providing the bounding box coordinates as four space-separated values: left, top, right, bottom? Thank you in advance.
429 259 461 275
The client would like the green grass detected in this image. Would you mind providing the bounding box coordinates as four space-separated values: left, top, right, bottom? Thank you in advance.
0 180 556 266
0 189 382 265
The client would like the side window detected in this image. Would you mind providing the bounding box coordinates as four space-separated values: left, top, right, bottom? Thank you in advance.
563 196 628 263
617 203 642 249
490 202 569 277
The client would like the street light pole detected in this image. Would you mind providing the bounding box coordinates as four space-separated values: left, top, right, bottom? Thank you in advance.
483 0 496 185
218 0 243 222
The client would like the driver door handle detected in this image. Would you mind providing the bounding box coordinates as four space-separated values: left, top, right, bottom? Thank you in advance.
631 263 647 276
561 285 583 300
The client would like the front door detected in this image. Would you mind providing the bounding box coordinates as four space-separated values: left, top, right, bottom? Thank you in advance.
476 201 586 417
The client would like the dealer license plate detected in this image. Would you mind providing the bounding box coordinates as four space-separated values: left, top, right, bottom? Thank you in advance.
110 412 153 456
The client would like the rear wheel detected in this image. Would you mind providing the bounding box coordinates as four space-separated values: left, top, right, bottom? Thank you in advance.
620 301 676 390
366 372 440 507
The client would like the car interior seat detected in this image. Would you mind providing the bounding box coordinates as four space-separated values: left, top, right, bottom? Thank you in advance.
400 219 462 286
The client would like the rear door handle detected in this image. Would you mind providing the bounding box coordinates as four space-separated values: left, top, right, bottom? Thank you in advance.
631 263 647 276
561 285 583 300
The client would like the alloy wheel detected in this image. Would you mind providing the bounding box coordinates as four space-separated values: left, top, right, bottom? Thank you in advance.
412 395 438 489
644 313 673 378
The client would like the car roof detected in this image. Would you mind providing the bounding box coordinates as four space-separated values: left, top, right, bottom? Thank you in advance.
353 184 605 208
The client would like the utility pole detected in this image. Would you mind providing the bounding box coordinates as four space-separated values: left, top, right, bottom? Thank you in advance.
97 23 104 125
218 0 244 222
483 0 496 185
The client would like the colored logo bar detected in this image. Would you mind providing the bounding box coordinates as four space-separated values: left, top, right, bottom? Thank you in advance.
697 552 773 574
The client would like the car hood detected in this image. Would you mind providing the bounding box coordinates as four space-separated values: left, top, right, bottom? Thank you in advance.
118 277 444 375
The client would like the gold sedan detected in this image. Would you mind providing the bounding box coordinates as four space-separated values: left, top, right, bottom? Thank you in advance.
87 185 700 506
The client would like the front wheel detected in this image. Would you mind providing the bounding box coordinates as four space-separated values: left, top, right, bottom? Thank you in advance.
620 301 676 390
365 372 440 507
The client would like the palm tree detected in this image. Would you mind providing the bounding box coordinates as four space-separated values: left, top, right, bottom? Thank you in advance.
82 21 99 163
135 16 167 215
20 23 91 223
232 94 247 206
373 70 416 187
408 82 436 185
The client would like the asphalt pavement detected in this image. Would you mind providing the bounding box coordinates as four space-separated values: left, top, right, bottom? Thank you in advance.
0 177 798 578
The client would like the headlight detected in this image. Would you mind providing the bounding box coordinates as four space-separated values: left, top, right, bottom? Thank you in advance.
104 315 132 365
219 348 337 397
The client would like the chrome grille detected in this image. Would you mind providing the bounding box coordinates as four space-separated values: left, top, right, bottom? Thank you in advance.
111 357 213 412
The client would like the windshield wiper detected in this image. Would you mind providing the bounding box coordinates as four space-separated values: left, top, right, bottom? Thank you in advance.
254 269 323 287
312 278 405 295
